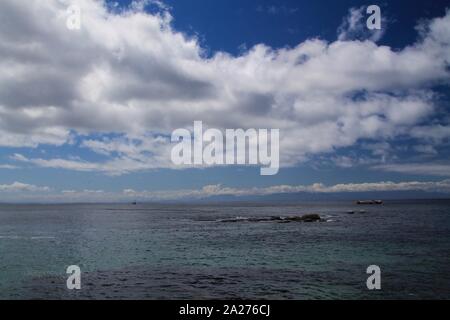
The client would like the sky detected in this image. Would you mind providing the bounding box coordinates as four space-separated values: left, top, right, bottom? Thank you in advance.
0 0 450 202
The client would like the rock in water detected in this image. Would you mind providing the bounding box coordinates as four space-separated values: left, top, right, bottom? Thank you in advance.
220 214 323 223
285 214 322 222
356 200 383 205
300 214 322 222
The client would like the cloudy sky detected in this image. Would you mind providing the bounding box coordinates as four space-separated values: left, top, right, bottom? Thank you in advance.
1 0 450 202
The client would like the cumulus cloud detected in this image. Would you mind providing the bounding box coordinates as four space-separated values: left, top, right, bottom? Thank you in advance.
0 181 50 192
0 164 17 169
1 1 450 175
11 133 176 175
410 125 450 143
127 180 450 200
374 163 450 177
2 180 450 203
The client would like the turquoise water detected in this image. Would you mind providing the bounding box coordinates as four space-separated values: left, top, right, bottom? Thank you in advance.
0 200 449 299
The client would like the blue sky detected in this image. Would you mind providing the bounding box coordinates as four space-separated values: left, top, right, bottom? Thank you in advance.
0 0 450 202
110 0 448 50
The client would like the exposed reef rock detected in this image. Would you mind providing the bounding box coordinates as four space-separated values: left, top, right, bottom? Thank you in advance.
219 214 324 223
356 200 383 205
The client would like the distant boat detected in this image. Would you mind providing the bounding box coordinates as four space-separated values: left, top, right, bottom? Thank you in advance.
356 200 383 205
132 201 137 205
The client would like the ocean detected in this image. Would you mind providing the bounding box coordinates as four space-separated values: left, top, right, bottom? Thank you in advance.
0 200 449 299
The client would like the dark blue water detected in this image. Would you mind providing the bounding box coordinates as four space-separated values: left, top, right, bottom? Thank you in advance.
0 200 449 299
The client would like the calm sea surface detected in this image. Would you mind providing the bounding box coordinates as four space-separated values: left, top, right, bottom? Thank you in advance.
0 200 449 299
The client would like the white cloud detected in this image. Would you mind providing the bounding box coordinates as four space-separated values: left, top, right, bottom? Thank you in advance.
185 180 450 197
12 150 176 176
0 164 17 169
0 181 50 192
374 163 450 177
4 179 450 203
413 145 438 155
0 1 449 174
410 125 450 142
